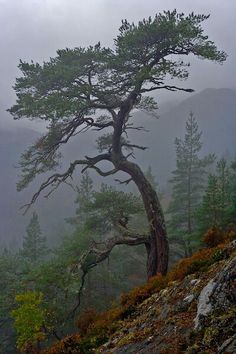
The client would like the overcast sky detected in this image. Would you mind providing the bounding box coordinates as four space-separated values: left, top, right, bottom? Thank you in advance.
1 0 235 128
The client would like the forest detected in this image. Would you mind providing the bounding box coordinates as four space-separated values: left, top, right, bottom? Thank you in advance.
0 6 236 354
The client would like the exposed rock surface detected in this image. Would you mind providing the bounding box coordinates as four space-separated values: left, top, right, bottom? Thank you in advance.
98 242 236 354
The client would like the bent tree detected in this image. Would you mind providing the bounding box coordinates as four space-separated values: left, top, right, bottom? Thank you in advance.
9 11 226 278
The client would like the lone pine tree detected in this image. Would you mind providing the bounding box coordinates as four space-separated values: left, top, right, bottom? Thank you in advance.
9 11 226 277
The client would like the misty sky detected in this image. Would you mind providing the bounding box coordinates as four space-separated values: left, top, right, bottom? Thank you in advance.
1 0 236 128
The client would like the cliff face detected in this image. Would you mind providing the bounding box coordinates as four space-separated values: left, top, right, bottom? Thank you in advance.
98 242 236 354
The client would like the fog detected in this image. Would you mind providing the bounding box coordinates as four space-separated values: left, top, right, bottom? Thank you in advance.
1 3 236 351
0 0 236 130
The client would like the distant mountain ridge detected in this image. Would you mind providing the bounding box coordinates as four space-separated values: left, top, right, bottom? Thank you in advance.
0 88 236 246
132 88 236 184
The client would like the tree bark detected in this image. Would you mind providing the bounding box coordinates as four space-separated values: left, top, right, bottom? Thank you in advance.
118 159 169 277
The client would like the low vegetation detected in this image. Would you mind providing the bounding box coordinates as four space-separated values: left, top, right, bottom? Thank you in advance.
42 229 236 353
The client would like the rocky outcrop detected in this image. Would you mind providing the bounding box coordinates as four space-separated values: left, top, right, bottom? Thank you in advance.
194 245 236 330
98 242 236 354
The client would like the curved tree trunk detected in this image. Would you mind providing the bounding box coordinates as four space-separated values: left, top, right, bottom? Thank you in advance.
118 159 169 278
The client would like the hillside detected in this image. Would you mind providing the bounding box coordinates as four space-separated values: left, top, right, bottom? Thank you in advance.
44 238 236 353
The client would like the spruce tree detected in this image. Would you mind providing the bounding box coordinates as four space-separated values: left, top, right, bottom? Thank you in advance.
197 158 232 231
20 212 47 264
168 112 214 256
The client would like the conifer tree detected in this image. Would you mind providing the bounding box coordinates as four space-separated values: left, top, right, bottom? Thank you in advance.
197 158 232 231
67 172 94 226
226 159 236 222
168 112 214 256
9 11 226 276
20 212 47 264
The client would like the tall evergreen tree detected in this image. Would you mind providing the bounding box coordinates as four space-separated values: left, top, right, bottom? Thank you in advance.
197 158 232 231
168 112 214 256
226 159 236 222
20 212 48 264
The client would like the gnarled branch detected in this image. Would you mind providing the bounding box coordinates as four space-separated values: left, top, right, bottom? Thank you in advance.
22 153 112 213
69 230 149 317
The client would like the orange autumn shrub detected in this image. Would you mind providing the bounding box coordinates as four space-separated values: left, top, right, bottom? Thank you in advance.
168 246 224 281
43 334 81 354
225 224 236 242
121 274 168 310
75 275 169 344
77 308 98 336
88 309 120 335
203 227 225 247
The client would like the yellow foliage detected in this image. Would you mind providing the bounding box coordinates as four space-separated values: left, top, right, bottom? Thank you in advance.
11 291 46 353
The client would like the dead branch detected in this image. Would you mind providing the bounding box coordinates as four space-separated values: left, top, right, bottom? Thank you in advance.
122 143 148 151
141 85 194 93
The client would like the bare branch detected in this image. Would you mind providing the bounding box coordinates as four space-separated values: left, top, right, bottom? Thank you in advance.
125 152 135 159
69 231 149 317
141 85 194 93
122 143 148 151
124 124 149 132
21 153 112 213
84 117 114 130
115 177 133 185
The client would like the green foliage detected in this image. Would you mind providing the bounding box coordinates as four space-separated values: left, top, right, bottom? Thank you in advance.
70 179 146 307
0 218 51 352
0 251 23 353
20 212 48 264
8 11 226 192
83 183 143 233
226 159 236 221
115 11 226 72
4 10 228 350
168 113 214 256
66 172 94 226
11 291 46 352
197 158 233 232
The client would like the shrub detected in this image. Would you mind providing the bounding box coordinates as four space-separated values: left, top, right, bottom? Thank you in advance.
43 334 81 354
11 291 46 353
77 308 98 336
120 274 168 310
225 224 236 242
168 246 224 281
203 227 225 248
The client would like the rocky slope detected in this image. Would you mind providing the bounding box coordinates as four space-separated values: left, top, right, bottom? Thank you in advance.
97 242 236 354
45 238 236 354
